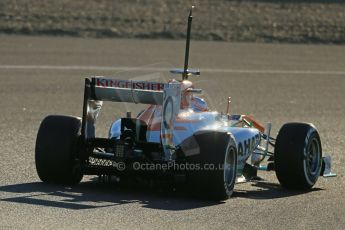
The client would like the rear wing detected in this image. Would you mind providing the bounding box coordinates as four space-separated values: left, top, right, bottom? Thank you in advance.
81 77 181 160
92 77 166 105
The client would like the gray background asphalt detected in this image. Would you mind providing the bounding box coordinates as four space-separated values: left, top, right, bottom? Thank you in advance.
0 35 344 229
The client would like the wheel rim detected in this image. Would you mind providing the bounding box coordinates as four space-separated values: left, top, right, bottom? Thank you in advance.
305 137 321 176
224 146 236 195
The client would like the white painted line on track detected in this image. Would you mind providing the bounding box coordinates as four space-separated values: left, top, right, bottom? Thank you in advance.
1 65 345 75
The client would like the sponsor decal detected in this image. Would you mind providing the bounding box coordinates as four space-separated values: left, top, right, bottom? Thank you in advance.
237 134 260 156
96 78 164 91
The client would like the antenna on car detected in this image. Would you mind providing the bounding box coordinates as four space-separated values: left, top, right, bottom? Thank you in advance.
183 6 194 80
170 6 200 80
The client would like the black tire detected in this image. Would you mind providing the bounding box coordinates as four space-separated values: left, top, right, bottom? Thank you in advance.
184 131 238 200
35 115 83 185
275 123 322 189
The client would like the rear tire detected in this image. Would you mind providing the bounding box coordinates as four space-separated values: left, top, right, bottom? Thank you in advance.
184 131 238 200
275 123 322 189
35 115 83 185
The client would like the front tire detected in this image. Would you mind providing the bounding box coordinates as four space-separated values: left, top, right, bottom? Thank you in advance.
35 115 83 185
274 123 322 189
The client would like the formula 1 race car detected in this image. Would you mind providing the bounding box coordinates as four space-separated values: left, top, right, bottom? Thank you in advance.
35 6 335 200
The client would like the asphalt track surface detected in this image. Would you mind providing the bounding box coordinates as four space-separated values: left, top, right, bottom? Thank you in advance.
0 35 345 229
